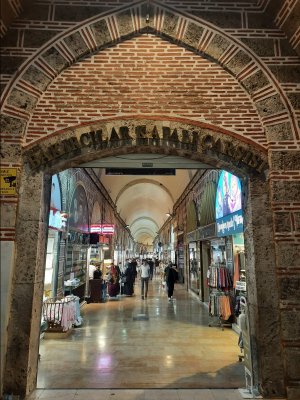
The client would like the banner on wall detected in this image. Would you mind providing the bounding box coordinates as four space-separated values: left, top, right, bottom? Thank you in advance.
48 174 68 231
216 209 244 236
215 170 242 219
68 185 89 232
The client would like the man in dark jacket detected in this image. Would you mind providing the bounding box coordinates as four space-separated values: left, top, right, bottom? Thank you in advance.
164 262 178 301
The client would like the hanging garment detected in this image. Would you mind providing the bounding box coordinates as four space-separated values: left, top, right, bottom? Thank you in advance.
233 253 240 288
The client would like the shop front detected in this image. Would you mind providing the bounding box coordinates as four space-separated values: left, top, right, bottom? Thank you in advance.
186 177 218 302
64 184 90 302
186 200 199 295
176 236 185 283
206 170 246 330
44 174 67 300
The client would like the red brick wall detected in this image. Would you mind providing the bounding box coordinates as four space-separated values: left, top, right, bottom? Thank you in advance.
26 34 265 144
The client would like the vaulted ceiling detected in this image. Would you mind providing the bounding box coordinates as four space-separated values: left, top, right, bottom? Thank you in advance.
81 154 211 244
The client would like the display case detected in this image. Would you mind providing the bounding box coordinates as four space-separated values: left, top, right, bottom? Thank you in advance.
64 238 89 302
177 241 185 283
90 244 102 264
189 242 200 294
65 243 88 283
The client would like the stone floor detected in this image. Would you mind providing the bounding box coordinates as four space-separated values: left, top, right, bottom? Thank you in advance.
26 388 250 399
28 278 265 399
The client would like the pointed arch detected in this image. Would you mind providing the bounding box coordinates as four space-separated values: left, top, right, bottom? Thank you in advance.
1 0 298 146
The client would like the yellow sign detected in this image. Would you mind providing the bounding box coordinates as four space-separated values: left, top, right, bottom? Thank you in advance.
0 168 17 195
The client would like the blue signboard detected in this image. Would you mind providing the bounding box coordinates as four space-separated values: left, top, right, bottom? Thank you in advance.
216 209 244 237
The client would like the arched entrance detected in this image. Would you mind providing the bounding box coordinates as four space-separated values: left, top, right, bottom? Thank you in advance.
2 2 299 398
4 118 285 397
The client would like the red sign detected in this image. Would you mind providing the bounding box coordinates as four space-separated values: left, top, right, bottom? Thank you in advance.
91 224 115 235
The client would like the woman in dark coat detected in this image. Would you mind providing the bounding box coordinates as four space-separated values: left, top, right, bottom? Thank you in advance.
107 263 120 297
123 261 136 296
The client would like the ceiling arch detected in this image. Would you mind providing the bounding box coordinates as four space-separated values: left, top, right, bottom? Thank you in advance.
97 163 196 244
133 227 157 237
115 178 174 205
115 182 173 237
129 216 159 231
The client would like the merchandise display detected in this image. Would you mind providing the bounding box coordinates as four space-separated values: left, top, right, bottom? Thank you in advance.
208 261 234 328
42 295 82 333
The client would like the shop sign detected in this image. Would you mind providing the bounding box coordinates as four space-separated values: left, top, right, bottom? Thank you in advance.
216 209 244 237
0 168 17 195
198 223 216 239
24 123 268 175
236 281 247 291
90 224 115 234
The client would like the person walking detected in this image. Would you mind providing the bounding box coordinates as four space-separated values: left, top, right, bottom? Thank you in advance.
164 262 178 301
148 258 154 280
140 259 150 299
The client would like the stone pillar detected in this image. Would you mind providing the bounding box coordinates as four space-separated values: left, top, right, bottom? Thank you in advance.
269 150 300 400
244 175 286 397
3 168 51 398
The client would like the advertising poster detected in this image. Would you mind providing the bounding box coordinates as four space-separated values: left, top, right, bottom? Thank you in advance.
68 184 89 232
48 175 67 231
215 170 242 219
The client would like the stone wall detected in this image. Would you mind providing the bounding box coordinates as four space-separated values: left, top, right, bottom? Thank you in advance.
1 1 299 56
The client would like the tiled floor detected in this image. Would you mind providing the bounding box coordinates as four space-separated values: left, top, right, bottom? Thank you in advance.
30 278 250 399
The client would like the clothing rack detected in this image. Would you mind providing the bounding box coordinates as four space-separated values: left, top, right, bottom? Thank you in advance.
43 296 82 333
207 263 233 330
208 291 233 330
207 264 233 289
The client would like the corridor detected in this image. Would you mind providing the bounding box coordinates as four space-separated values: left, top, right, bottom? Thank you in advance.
34 278 245 399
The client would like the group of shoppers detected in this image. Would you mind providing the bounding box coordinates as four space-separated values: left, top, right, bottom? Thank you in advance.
89 258 179 302
89 259 138 299
139 258 179 301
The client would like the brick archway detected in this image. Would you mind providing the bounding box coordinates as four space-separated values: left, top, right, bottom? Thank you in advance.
3 118 286 398
1 2 299 399
1 0 298 146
